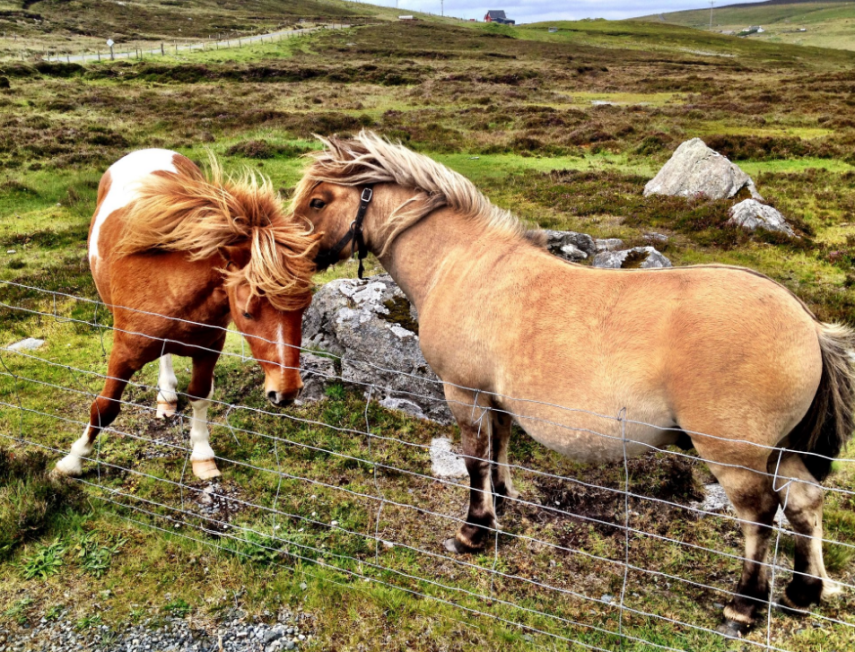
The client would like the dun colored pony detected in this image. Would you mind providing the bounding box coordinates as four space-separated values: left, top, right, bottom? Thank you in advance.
292 131 855 634
55 149 317 481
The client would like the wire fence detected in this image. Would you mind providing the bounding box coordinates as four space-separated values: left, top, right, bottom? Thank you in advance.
1 278 854 650
0 24 349 64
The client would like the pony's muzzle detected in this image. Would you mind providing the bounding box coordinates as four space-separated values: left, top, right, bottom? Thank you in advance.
267 388 301 407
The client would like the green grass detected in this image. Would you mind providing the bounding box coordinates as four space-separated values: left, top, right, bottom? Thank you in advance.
649 1 855 52
1 16 855 652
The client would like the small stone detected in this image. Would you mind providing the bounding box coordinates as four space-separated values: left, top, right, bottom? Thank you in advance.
6 338 45 352
642 232 668 243
592 246 671 269
429 437 468 479
728 199 795 237
6 249 15 254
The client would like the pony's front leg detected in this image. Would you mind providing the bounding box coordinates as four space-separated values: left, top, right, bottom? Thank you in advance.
491 409 519 511
156 354 179 418
55 341 141 476
443 385 497 554
186 350 222 481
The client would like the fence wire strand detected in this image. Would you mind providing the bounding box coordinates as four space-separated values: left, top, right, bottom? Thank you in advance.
1 283 854 651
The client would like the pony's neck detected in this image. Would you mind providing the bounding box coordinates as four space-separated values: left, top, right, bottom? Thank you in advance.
372 195 495 313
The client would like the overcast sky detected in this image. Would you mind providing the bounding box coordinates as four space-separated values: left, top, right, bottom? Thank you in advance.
389 0 757 23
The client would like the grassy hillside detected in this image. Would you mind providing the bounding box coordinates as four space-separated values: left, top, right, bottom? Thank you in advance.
646 0 855 51
0 0 451 59
1 18 855 652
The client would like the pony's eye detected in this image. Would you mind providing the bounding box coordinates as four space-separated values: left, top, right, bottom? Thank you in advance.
242 311 253 320
310 198 326 210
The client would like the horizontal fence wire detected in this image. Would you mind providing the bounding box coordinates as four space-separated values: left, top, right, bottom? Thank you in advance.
1 281 854 650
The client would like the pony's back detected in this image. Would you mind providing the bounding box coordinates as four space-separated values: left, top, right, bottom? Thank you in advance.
89 148 199 268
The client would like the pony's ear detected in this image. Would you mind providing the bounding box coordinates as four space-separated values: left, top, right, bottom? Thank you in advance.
219 246 251 270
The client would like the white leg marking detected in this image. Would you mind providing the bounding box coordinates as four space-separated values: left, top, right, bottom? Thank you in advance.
55 427 94 476
189 385 215 462
189 385 220 480
156 354 179 418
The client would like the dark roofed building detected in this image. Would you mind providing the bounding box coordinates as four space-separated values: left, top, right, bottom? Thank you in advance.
484 10 515 25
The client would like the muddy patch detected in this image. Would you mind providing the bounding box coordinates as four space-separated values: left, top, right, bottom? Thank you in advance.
518 453 705 547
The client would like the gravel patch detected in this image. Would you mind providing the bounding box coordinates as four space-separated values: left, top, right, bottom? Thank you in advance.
0 609 312 652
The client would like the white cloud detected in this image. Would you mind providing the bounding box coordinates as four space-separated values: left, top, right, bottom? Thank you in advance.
385 0 758 23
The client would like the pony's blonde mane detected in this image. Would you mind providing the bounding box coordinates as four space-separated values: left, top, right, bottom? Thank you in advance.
115 155 318 311
293 130 527 254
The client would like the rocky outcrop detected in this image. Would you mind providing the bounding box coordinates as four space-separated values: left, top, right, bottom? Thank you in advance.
299 352 337 403
592 246 672 269
644 138 762 201
302 275 452 423
595 238 624 253
727 199 795 237
544 229 596 262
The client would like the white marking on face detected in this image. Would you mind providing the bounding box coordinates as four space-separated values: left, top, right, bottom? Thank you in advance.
277 323 286 377
89 149 179 264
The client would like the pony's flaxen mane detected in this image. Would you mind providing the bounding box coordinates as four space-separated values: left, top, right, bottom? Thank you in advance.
116 156 318 311
293 130 528 254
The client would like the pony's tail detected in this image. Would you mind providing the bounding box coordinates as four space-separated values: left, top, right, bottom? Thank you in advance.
788 322 855 481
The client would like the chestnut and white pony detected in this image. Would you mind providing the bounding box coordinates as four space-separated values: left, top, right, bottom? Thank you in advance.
55 149 317 481
292 131 854 635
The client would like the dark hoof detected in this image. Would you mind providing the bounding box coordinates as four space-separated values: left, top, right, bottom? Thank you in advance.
716 619 750 639
781 580 823 614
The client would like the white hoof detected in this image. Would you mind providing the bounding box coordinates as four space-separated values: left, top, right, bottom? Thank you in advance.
192 459 221 480
54 456 83 477
156 400 178 419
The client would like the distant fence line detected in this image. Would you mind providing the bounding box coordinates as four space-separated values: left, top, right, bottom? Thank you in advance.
0 23 350 64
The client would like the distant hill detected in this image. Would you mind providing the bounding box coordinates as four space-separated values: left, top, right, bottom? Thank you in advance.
0 0 439 42
641 0 855 51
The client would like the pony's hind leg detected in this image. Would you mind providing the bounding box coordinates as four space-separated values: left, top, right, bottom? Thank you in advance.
55 343 141 476
443 385 497 554
187 350 222 481
704 461 779 636
156 354 179 418
491 409 519 512
775 453 840 610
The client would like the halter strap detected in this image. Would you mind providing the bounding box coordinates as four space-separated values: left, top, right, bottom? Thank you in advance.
313 186 374 280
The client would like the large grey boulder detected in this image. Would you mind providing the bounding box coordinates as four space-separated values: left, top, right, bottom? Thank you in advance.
727 199 795 237
644 138 762 201
592 246 672 269
544 229 596 262
302 275 452 423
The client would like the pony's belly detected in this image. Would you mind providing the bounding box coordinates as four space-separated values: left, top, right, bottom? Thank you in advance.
517 412 679 464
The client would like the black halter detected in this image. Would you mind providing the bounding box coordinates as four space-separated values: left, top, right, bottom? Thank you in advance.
314 186 374 280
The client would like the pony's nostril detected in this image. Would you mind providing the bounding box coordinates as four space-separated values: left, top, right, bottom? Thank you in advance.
267 390 278 403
